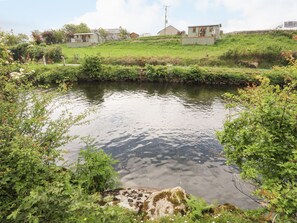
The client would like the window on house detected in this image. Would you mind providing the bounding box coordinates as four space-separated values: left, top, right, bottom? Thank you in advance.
193 27 196 33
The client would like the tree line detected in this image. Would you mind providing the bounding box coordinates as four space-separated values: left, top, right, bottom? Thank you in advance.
4 23 130 46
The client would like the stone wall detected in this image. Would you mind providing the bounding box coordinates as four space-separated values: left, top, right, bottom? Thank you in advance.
182 37 215 45
67 42 95 48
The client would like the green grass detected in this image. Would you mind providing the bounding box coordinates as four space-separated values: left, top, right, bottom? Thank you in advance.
60 33 297 68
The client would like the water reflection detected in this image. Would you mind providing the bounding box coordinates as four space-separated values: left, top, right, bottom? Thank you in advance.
54 82 257 209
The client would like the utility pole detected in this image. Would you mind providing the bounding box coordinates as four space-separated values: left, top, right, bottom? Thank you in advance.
164 5 169 36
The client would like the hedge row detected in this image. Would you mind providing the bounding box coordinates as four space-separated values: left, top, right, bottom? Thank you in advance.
32 64 297 86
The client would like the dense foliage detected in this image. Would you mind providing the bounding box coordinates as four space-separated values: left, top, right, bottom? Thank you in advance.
10 43 62 63
0 33 140 223
218 78 297 220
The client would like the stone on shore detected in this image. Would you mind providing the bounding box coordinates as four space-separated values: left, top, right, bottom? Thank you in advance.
140 186 188 220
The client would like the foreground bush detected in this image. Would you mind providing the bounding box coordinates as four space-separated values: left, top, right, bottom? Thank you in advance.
218 78 297 220
0 38 139 223
75 147 119 193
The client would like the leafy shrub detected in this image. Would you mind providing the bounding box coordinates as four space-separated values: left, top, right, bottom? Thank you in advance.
168 65 204 82
45 46 62 63
10 42 30 61
80 55 102 79
186 196 212 220
217 78 297 220
145 64 167 81
27 45 45 61
75 147 119 193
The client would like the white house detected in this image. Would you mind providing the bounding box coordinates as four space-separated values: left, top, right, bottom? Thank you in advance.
68 31 100 48
67 28 127 48
182 24 222 45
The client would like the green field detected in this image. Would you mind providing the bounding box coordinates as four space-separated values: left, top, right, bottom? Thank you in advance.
61 32 297 68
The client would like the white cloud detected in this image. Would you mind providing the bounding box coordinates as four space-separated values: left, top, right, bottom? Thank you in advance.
217 0 297 32
72 0 163 35
161 0 181 7
72 0 297 35
195 0 209 11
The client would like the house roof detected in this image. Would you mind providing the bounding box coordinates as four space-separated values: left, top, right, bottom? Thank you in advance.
188 24 222 28
157 25 180 34
73 33 95 36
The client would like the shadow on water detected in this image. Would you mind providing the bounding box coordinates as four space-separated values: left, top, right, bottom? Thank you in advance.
70 82 237 104
54 82 258 209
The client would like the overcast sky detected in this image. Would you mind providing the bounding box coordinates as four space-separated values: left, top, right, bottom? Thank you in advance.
1 0 297 35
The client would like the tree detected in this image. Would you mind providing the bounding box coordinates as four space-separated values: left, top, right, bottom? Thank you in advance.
63 24 77 42
53 29 66 43
41 30 55 44
98 28 108 43
5 32 28 46
41 29 65 45
119 26 130 40
31 30 43 45
76 23 91 33
217 78 297 220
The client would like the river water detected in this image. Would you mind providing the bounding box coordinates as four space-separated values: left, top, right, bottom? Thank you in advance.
53 82 258 209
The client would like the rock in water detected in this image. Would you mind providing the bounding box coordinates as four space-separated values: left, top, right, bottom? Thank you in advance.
141 187 188 220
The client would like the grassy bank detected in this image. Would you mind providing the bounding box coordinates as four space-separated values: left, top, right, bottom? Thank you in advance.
26 63 297 86
60 32 297 68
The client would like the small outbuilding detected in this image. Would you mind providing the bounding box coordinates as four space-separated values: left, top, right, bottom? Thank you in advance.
130 32 140 39
182 24 222 45
67 27 129 47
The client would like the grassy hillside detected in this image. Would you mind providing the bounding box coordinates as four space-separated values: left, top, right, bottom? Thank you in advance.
61 32 297 68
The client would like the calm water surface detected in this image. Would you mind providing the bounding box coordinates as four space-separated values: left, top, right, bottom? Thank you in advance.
54 82 257 209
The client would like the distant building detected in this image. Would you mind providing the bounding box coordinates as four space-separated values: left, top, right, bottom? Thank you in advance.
276 21 297 30
130 32 140 39
101 29 122 42
140 33 151 37
158 25 180 36
68 33 99 47
67 28 126 47
182 24 222 45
